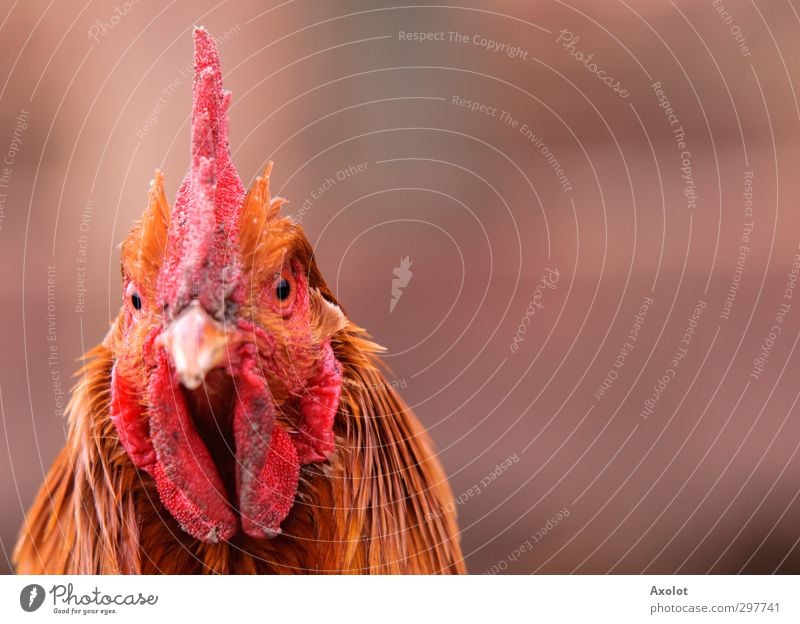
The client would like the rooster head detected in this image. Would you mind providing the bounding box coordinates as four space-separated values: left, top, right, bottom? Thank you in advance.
109 27 346 543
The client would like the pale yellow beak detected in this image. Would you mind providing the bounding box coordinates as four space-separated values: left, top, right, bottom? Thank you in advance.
159 301 229 390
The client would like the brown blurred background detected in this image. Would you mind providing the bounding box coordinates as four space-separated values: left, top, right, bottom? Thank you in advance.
2 0 800 574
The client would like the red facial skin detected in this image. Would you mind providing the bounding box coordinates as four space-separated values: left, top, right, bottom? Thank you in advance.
112 266 343 544
108 28 343 543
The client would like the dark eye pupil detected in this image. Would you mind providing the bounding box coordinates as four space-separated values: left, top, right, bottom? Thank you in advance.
276 278 291 301
131 293 142 310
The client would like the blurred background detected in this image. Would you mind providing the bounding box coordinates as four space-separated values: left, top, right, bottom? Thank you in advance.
2 0 800 574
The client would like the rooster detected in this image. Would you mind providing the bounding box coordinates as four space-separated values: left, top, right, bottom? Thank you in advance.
14 27 465 574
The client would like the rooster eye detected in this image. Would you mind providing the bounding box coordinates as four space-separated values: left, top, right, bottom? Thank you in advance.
125 281 143 314
276 278 290 301
271 266 296 313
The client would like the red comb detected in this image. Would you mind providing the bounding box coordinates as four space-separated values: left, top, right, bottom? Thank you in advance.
158 26 245 318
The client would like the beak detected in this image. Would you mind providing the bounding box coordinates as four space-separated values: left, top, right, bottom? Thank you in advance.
159 301 229 390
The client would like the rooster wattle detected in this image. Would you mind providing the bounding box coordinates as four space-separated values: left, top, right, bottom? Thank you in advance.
14 27 465 574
